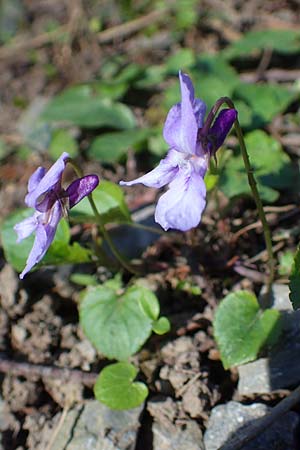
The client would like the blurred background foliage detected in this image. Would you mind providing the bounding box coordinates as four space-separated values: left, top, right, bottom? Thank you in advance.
0 0 300 208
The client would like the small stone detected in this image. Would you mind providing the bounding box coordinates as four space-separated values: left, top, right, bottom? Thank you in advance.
204 401 300 450
152 420 204 450
148 398 204 450
40 400 143 450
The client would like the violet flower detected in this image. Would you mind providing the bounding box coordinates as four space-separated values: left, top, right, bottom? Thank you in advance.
14 152 99 279
120 71 237 231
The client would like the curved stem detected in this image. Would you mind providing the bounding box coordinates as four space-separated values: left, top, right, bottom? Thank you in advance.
67 159 138 274
208 98 275 293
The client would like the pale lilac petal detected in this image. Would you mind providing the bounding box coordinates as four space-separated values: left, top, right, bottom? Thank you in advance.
120 149 181 188
163 72 206 155
19 202 62 279
25 152 69 208
14 213 39 243
28 167 46 193
154 169 206 231
66 174 99 208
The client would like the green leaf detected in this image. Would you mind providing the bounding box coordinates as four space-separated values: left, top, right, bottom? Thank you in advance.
152 316 171 335
214 290 281 369
166 48 195 73
289 247 300 310
94 362 148 410
234 82 295 127
1 209 90 273
41 85 136 129
219 130 295 202
278 250 295 276
49 129 78 160
224 29 300 59
70 181 131 225
70 273 98 286
88 129 149 163
79 285 160 360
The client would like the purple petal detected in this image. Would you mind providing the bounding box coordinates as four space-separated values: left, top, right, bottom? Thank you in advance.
120 149 181 188
25 152 69 208
209 108 237 152
19 201 63 279
28 167 46 193
163 72 206 155
66 174 99 208
14 213 39 242
154 169 206 231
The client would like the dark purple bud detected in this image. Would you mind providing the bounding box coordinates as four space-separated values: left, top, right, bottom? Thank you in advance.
66 174 99 208
208 108 237 153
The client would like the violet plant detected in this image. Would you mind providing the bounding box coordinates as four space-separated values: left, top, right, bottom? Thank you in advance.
1 69 291 410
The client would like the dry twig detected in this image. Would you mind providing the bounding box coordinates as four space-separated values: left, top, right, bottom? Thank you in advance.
0 354 98 386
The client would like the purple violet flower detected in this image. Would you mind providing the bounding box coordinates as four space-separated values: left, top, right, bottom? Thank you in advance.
120 71 237 232
14 152 99 279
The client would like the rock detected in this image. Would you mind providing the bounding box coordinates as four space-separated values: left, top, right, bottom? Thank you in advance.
40 400 143 450
148 398 204 450
238 284 300 395
204 401 300 450
109 204 160 258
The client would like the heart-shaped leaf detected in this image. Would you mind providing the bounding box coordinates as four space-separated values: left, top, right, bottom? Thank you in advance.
289 246 300 310
79 284 160 360
94 362 148 410
213 290 281 369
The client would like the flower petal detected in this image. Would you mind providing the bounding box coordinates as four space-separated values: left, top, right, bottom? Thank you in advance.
120 149 180 188
66 174 99 208
28 167 46 193
19 201 62 279
154 169 206 231
163 72 206 155
14 213 39 243
25 152 69 208
209 108 237 152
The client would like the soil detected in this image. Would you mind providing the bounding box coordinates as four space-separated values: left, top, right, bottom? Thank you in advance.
0 0 300 449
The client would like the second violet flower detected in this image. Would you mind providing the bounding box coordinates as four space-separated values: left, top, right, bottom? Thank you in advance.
120 71 237 232
14 152 99 279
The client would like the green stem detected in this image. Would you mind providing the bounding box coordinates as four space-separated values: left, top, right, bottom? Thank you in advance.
209 98 275 293
67 159 138 274
125 221 164 235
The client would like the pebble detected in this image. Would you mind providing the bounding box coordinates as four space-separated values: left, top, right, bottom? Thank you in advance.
204 401 300 450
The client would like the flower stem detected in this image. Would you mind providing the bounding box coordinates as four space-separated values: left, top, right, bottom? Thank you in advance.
210 98 275 294
67 159 138 274
87 195 138 274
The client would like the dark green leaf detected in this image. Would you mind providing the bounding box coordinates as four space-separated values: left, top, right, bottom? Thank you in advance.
234 83 295 127
224 29 300 59
219 130 295 202
94 362 148 410
49 129 78 160
289 247 300 310
214 290 281 369
41 85 136 129
88 129 149 163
